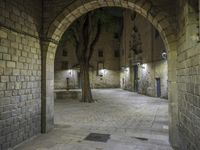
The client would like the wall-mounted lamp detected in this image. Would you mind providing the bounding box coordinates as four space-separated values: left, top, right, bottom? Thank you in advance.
121 66 129 72
67 69 73 77
97 62 104 76
142 64 147 70
162 51 167 59
125 67 130 72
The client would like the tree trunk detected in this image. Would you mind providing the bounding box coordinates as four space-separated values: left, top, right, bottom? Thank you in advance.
80 61 94 103
72 13 102 103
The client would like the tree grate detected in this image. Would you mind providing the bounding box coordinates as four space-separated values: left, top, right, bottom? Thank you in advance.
84 133 110 143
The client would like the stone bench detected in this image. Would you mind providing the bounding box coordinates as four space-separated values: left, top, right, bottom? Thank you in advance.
54 89 82 100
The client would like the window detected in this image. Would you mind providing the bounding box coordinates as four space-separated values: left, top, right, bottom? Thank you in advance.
113 32 119 39
121 48 124 56
98 50 103 57
63 49 68 56
114 50 120 57
155 30 159 39
62 61 68 70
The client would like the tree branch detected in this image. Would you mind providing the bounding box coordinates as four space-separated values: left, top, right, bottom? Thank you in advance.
73 34 80 60
75 14 88 62
88 20 101 61
82 14 90 58
71 27 79 42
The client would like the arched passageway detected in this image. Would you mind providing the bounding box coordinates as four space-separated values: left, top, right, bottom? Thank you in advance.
41 0 178 148
1 1 200 150
49 8 171 149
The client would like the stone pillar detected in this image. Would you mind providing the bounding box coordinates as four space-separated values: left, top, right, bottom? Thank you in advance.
41 40 57 133
168 45 179 149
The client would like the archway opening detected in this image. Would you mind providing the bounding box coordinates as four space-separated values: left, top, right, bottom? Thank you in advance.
52 7 171 149
53 7 169 98
42 0 178 148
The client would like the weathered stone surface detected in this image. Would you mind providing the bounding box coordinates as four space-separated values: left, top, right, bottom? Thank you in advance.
54 90 82 100
0 0 199 150
0 0 42 149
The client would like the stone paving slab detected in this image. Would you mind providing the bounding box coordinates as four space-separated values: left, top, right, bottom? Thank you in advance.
14 89 173 150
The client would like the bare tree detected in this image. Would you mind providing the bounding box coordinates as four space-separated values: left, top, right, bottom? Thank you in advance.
66 12 102 102
65 9 123 102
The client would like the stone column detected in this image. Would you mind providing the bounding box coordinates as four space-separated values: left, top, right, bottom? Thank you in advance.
41 40 57 133
168 44 179 149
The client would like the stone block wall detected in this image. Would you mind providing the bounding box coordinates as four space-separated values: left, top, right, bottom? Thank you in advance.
54 70 78 89
54 70 120 89
90 70 120 88
0 0 42 149
138 60 168 98
176 0 200 149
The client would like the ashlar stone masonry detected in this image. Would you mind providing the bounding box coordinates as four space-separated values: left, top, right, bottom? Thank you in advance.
0 0 199 150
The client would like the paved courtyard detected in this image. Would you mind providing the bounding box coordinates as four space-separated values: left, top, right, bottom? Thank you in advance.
15 89 173 150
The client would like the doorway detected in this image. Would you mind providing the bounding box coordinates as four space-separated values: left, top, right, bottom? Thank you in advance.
156 77 161 97
133 65 139 92
78 72 81 89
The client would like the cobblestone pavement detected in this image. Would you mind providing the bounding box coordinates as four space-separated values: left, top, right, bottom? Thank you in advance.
15 89 173 150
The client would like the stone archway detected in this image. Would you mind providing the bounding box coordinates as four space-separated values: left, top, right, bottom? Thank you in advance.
41 0 178 148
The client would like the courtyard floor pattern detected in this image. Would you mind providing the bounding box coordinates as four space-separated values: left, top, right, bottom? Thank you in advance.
15 89 173 150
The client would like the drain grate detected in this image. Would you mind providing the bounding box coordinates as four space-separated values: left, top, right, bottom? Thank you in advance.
134 137 148 141
84 133 110 143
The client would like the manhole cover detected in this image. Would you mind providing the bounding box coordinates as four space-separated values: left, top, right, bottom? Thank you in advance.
84 133 110 143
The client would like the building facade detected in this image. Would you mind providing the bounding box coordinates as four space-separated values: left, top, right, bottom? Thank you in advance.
54 13 122 89
54 9 168 99
120 10 168 98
